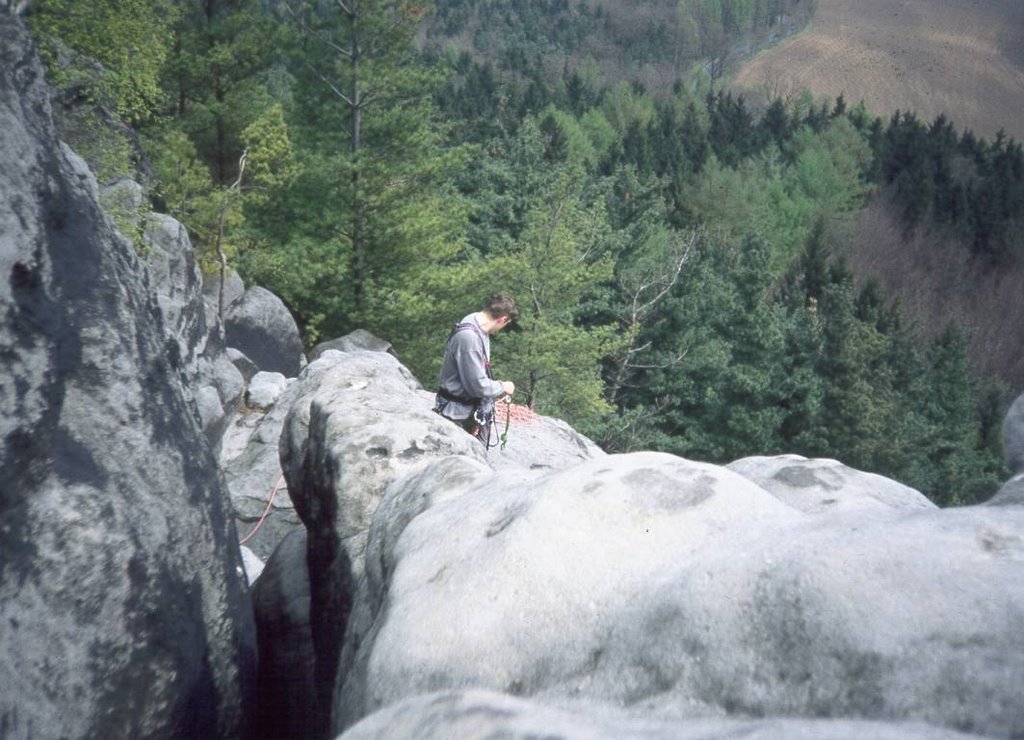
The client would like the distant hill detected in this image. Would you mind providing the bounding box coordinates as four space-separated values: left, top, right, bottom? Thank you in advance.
424 0 813 96
730 0 1024 142
727 0 1024 390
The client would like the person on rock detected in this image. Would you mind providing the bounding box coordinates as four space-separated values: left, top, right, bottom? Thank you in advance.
434 294 518 444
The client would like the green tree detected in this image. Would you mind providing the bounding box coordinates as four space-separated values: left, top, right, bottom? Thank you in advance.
28 0 179 121
163 0 280 184
245 0 472 378
496 165 616 420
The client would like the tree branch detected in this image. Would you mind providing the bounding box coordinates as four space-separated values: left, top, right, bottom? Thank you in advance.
304 61 355 106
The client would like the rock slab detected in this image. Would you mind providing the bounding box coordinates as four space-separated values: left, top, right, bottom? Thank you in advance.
334 450 1024 738
0 15 255 739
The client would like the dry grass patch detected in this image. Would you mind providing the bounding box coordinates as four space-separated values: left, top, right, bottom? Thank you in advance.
731 0 1024 141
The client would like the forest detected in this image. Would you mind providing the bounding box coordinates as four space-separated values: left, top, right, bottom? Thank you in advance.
23 0 1024 506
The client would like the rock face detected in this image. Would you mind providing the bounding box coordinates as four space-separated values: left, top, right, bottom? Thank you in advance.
987 473 1024 507
246 343 1023 739
337 690 982 740
0 14 255 739
203 265 246 328
309 329 396 361
333 449 1024 737
267 348 604 737
726 454 935 514
225 285 305 377
141 212 244 451
252 529 317 740
223 377 303 562
1005 392 1024 474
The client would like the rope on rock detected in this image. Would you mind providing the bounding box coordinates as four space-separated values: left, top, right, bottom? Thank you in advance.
239 472 284 545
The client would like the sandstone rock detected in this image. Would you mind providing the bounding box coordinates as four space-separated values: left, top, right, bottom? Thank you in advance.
280 350 488 581
484 402 605 472
726 454 935 514
246 371 289 410
139 210 244 449
336 689 983 740
240 545 265 585
252 529 321 740
203 265 246 326
228 346 260 383
1005 392 1024 474
280 350 488 738
986 473 1024 507
334 450 1024 737
224 370 311 561
143 212 206 357
225 285 305 377
310 329 396 361
0 13 255 737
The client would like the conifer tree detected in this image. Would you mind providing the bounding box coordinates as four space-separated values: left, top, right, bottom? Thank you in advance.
247 0 472 377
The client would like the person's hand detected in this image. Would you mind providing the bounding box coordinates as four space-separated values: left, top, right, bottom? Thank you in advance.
501 380 515 397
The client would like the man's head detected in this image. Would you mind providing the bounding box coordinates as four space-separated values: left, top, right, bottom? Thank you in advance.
482 294 518 333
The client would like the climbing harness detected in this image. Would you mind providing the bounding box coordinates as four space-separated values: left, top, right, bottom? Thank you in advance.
435 321 502 451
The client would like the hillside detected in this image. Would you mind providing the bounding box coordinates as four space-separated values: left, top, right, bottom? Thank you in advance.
730 0 1024 141
424 0 814 95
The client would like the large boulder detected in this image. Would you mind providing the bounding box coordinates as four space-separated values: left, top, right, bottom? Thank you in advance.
309 329 396 361
986 473 1024 507
202 265 246 328
223 373 307 562
0 12 255 739
1005 392 1024 474
337 689 981 740
140 211 244 450
224 285 305 377
333 450 1024 737
252 529 318 740
276 347 606 738
726 454 935 514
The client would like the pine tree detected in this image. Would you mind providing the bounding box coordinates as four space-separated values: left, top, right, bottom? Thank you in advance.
246 0 472 377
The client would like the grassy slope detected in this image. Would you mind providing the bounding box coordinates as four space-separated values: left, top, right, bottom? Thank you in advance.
729 0 1024 141
729 0 1024 389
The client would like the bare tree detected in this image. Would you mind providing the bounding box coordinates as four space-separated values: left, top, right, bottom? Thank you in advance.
606 228 700 406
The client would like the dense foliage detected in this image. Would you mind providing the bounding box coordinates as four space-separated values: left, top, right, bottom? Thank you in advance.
25 0 1018 506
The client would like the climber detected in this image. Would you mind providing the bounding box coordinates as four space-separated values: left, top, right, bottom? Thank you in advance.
434 294 518 445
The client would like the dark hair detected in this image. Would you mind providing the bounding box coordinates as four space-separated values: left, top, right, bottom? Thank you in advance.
483 294 519 323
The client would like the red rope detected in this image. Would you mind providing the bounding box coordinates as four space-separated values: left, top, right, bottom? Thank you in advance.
239 472 284 545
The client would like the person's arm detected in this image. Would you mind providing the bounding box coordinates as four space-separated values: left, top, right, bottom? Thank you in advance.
452 335 505 399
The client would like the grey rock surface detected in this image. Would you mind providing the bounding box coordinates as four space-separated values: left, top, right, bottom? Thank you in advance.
143 212 206 359
202 265 246 326
224 373 308 562
986 473 1024 507
246 371 289 410
225 285 304 377
310 329 396 361
240 545 265 585
336 689 985 740
726 454 935 514
0 13 255 738
228 346 260 383
334 449 1024 737
140 210 244 449
1005 392 1024 474
252 529 321 740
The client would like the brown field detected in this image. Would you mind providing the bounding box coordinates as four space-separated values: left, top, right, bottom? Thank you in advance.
731 0 1024 141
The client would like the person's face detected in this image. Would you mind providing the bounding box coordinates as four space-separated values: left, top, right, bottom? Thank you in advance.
493 315 512 333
